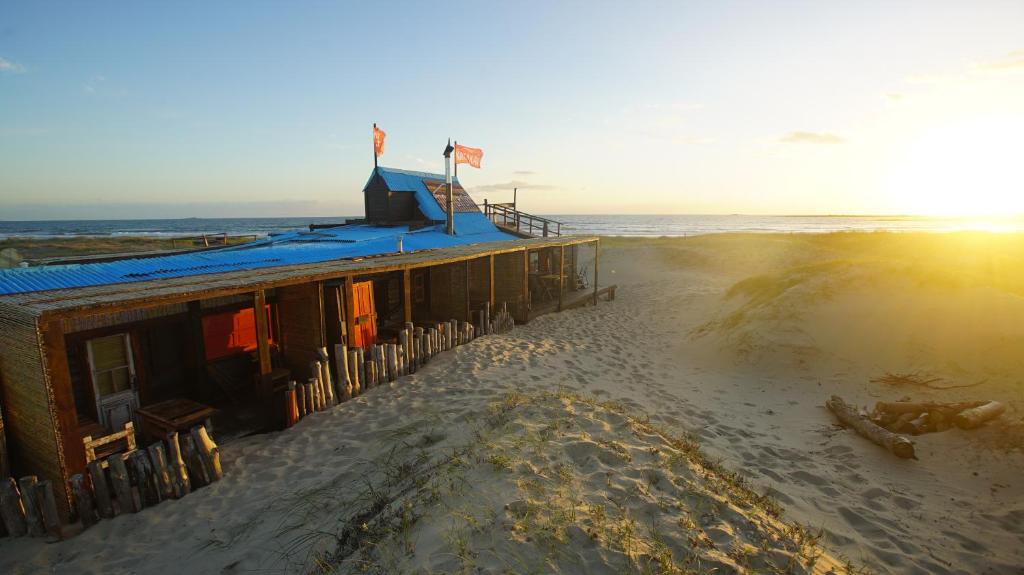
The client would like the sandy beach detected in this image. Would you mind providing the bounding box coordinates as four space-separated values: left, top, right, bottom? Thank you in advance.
1 232 1021 574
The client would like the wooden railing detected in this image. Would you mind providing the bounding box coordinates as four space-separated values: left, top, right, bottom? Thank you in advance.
483 201 562 237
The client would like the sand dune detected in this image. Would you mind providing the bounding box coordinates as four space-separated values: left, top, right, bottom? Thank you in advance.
2 233 1022 574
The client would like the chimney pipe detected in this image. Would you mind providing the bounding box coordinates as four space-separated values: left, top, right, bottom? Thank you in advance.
443 139 455 235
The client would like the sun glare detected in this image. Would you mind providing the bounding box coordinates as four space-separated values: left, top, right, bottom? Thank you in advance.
885 116 1024 217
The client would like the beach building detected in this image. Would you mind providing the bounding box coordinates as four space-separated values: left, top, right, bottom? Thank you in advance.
0 166 601 519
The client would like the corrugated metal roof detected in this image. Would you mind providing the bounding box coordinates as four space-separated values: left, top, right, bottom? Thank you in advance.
0 166 514 296
370 166 477 221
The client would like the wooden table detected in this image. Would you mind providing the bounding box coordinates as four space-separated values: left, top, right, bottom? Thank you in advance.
136 398 218 442
534 273 564 302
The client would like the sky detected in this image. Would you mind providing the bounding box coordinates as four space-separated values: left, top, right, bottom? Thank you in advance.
2 1 1024 219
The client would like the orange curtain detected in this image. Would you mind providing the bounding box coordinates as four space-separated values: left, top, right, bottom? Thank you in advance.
454 144 483 168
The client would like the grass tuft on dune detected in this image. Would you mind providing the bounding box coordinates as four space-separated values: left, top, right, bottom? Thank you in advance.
324 389 843 574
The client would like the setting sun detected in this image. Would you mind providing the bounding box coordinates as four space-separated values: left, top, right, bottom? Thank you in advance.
886 115 1024 216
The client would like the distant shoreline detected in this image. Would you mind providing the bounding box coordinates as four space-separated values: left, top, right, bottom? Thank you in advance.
2 214 1023 240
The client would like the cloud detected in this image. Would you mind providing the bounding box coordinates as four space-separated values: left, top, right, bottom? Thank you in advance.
83 75 106 94
0 57 24 74
778 131 845 145
470 180 558 193
513 170 538 175
973 51 1024 74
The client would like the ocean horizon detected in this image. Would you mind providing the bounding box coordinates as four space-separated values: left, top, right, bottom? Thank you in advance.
1 213 1023 239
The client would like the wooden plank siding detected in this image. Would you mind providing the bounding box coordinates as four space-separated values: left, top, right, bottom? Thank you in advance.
467 257 490 321
275 282 325 380
494 252 528 321
0 397 8 479
428 262 469 322
0 303 75 518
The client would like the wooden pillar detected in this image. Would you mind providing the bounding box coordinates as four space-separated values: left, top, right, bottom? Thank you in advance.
522 249 530 322
403 268 412 324
557 245 565 311
343 276 357 348
253 289 272 376
186 301 206 397
316 281 326 348
464 260 471 322
40 320 85 519
593 239 599 305
488 254 496 308
0 404 7 480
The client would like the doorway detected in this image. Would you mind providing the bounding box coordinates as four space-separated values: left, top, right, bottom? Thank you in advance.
86 333 139 432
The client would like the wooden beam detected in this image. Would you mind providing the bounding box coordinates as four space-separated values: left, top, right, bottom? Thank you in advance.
186 301 206 397
464 260 471 322
343 276 356 348
253 290 272 376
522 249 529 322
39 319 85 520
557 245 565 312
316 281 326 348
593 239 599 305
0 401 7 480
488 255 495 307
402 268 412 324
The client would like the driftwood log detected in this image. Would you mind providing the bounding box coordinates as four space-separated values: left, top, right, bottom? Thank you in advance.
398 330 409 375
147 443 175 501
348 350 361 395
166 432 192 498
876 400 986 416
180 433 210 488
128 449 161 507
107 453 139 513
34 480 61 539
827 395 916 459
87 459 115 517
18 476 44 536
295 381 307 418
191 425 223 482
69 473 98 528
0 476 27 536
953 401 1006 429
356 347 366 388
335 344 353 400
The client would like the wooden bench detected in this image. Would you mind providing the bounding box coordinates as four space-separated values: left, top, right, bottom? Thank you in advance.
83 422 137 464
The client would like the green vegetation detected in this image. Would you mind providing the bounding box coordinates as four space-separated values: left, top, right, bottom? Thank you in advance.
0 235 256 266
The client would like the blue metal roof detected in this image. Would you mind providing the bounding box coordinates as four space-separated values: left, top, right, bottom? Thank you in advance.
0 168 514 296
369 166 462 221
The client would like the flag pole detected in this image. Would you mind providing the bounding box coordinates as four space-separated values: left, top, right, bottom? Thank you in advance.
372 123 378 171
454 140 458 178
443 139 455 235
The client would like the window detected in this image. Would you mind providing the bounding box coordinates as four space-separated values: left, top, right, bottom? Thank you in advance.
87 334 134 397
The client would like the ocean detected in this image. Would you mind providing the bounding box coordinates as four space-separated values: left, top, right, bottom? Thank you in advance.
0 214 1022 239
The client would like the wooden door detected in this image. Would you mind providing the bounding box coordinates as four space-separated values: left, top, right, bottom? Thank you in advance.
353 281 377 348
87 333 139 432
142 321 188 404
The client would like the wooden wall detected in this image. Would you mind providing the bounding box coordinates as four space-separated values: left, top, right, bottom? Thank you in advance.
494 252 527 321
467 257 490 315
0 397 7 479
428 263 468 322
0 303 77 517
275 282 325 380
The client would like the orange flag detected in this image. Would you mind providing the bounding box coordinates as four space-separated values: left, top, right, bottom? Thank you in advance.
454 144 483 168
373 125 386 157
